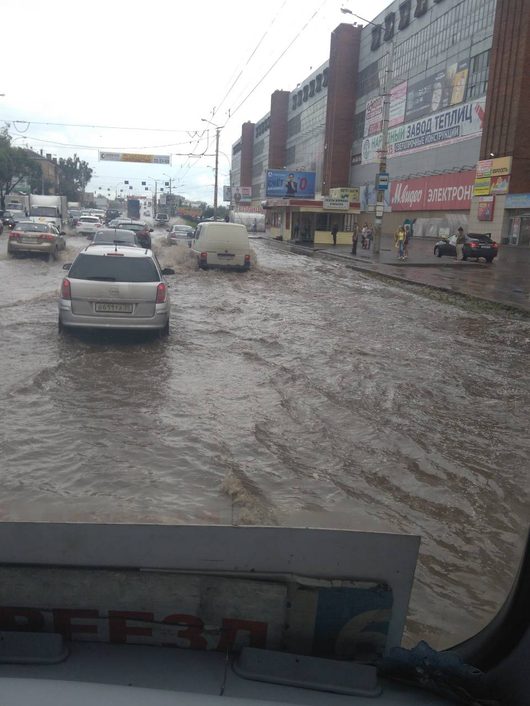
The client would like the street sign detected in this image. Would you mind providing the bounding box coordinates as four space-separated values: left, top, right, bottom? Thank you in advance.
375 203 384 217
99 152 171 165
376 172 389 190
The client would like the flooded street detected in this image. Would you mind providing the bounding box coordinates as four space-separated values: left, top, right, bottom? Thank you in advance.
0 230 528 650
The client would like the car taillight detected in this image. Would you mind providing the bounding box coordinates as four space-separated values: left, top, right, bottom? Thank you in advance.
156 282 167 303
492 242 498 248
244 254 251 262
200 252 207 260
38 234 55 242
9 231 21 240
61 278 71 300
470 241 479 248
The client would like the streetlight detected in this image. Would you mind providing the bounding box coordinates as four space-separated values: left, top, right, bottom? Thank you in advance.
201 118 225 220
341 7 390 255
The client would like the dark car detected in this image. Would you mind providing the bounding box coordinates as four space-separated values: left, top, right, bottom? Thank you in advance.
105 208 121 224
434 232 498 263
116 221 152 249
3 210 18 229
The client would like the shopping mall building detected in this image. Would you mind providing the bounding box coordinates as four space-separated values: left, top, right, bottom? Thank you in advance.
229 0 530 247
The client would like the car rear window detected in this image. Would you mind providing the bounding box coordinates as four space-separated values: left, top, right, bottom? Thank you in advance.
79 217 99 223
468 234 492 242
69 254 159 282
18 223 48 232
94 230 137 244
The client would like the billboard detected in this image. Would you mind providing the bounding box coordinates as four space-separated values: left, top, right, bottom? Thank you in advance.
99 152 170 164
477 196 495 221
390 171 476 212
223 186 231 202
389 82 408 127
266 170 316 199
405 61 469 122
475 156 512 178
362 97 485 164
329 187 360 202
364 96 383 137
232 186 252 205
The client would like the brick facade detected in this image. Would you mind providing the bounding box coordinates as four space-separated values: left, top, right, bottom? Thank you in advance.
268 90 290 169
321 24 361 195
240 122 255 189
480 0 530 193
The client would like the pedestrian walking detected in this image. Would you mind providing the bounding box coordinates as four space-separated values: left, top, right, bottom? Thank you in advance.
331 223 338 246
394 225 406 260
361 222 368 249
366 223 373 249
455 226 465 261
403 225 411 260
351 225 358 255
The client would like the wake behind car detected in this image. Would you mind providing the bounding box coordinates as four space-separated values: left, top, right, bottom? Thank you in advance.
58 245 174 334
8 221 66 261
434 232 498 262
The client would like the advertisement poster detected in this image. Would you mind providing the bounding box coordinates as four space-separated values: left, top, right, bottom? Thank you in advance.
389 82 408 127
477 196 495 221
266 170 316 199
232 186 252 205
476 156 512 178
362 97 485 164
490 175 510 195
473 177 491 196
405 61 469 122
390 171 476 211
364 96 384 137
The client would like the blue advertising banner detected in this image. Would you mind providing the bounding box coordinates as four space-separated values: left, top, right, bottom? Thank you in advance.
266 170 316 199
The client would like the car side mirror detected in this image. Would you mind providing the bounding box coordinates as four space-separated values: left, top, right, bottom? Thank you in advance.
162 267 175 275
62 263 72 270
150 228 154 232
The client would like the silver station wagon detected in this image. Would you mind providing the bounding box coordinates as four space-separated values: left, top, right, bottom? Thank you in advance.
58 245 175 335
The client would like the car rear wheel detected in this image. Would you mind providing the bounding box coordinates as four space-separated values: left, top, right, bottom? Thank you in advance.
486 257 494 263
47 249 57 263
434 247 442 257
158 321 169 338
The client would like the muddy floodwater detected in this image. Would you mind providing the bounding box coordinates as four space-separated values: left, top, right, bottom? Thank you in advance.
0 231 528 649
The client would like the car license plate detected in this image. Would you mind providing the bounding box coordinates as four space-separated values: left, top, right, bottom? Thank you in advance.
480 244 490 248
95 303 133 313
217 253 235 258
22 237 37 243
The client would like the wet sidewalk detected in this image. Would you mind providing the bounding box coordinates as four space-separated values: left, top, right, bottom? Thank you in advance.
264 234 530 312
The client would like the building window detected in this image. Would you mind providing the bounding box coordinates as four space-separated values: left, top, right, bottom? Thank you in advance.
371 25 382 51
466 49 490 101
353 111 366 141
384 12 395 41
285 145 296 164
399 0 411 29
303 85 309 101
287 113 301 138
322 68 329 87
252 184 262 198
357 60 381 98
254 140 265 156
309 79 315 97
316 74 323 92
232 142 241 155
252 161 263 178
414 0 428 18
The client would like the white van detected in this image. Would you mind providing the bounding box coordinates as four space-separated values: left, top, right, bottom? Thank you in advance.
192 222 251 270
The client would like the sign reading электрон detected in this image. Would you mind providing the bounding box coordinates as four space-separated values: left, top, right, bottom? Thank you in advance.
99 152 171 165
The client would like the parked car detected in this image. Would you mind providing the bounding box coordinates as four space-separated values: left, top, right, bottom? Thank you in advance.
76 216 104 238
90 228 139 248
434 232 498 263
116 220 152 248
58 245 174 334
8 221 66 261
167 224 194 245
191 221 251 270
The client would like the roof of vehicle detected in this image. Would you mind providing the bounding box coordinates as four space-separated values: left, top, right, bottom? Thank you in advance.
78 216 100 221
96 228 137 237
80 245 153 257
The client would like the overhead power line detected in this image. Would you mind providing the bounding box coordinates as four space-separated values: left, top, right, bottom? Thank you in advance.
1 118 207 134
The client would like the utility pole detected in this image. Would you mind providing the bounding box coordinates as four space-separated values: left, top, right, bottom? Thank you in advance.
201 118 225 221
373 41 394 255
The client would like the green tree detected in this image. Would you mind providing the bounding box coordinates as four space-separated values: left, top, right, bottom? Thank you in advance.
0 129 41 210
58 154 93 201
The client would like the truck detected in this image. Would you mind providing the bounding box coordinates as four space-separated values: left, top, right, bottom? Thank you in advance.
127 198 141 220
5 194 29 214
28 195 68 230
